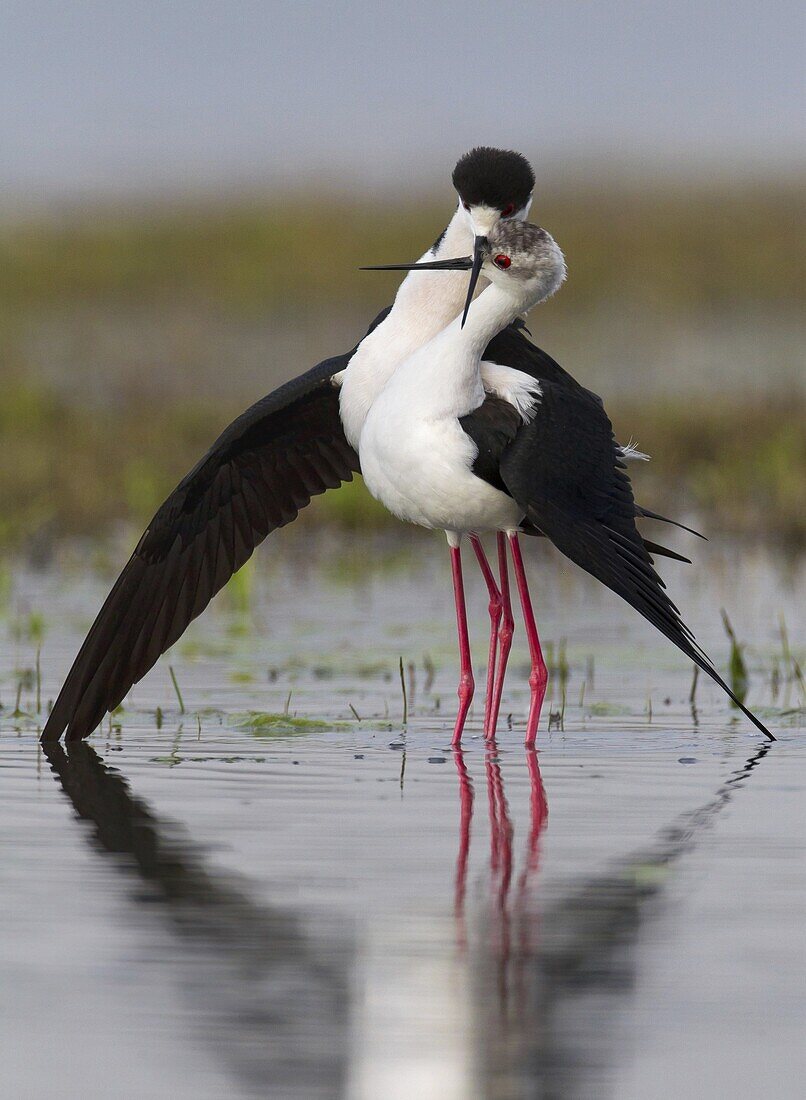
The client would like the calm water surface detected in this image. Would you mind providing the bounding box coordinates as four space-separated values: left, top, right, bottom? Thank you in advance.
1 533 804 1098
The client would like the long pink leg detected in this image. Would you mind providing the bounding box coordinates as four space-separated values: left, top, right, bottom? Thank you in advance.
488 532 515 737
508 533 548 748
450 544 475 747
469 535 502 736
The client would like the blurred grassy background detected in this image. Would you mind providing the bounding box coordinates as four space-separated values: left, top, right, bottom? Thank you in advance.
2 179 804 550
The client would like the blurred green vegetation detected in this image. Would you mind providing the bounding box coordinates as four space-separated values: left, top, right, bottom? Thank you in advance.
1 180 803 550
1 376 803 549
612 399 806 544
0 180 803 317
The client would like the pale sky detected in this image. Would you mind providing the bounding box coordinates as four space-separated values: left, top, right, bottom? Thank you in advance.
2 0 803 199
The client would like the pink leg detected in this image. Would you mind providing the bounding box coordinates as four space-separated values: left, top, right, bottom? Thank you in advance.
508 533 548 748
469 535 502 736
450 544 475 747
488 532 515 737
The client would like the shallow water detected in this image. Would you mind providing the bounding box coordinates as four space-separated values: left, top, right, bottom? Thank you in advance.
1 533 804 1098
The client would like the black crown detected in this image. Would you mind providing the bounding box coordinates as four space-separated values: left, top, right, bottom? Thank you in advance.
451 147 535 211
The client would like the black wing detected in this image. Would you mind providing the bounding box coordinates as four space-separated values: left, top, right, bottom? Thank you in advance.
42 310 392 743
459 391 691 562
482 320 702 541
497 381 773 740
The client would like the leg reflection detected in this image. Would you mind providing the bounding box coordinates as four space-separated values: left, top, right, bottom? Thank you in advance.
484 738 515 999
472 743 772 1099
518 748 549 903
452 741 550 1011
453 747 474 951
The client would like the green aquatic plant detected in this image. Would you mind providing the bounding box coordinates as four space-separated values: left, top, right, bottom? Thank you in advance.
168 665 186 714
35 648 41 714
11 681 30 720
229 669 254 684
586 702 632 717
234 711 343 737
721 610 749 706
10 611 46 645
399 656 408 725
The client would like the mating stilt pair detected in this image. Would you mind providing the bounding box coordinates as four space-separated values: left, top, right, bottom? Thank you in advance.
449 533 548 747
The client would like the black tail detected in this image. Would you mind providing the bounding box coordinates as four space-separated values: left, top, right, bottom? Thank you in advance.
636 506 706 540
642 538 691 564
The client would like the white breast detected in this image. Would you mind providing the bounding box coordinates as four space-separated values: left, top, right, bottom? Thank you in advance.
358 349 527 537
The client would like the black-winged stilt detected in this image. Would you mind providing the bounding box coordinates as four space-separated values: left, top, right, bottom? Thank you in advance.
40 152 772 745
41 147 544 742
359 221 773 745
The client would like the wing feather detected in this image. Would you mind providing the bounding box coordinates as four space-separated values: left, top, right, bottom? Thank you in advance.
41 323 382 742
498 379 773 740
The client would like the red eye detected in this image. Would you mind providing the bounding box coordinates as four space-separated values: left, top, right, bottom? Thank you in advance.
494 254 511 269
501 203 515 218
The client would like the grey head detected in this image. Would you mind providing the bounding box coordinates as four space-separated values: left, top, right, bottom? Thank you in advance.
480 221 567 306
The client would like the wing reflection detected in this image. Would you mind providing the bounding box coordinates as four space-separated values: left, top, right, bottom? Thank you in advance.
42 742 350 1100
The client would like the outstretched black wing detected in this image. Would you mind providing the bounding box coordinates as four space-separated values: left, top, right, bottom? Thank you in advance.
497 381 773 740
41 310 392 743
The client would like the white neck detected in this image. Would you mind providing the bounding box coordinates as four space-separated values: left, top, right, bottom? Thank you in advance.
339 206 484 448
453 281 526 359
398 283 525 422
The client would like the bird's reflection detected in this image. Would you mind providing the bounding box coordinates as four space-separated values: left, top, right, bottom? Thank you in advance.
454 740 549 1011
42 742 350 1100
454 740 771 1100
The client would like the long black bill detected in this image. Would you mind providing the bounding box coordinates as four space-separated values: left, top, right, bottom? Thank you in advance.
361 237 487 327
360 256 474 272
459 235 488 328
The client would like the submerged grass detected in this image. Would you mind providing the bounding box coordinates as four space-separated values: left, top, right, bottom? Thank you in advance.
234 711 341 736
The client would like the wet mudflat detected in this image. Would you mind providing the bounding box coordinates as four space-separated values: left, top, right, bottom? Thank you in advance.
1 531 804 1099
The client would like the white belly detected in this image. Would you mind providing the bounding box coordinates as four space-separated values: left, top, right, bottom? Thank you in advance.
359 401 524 536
